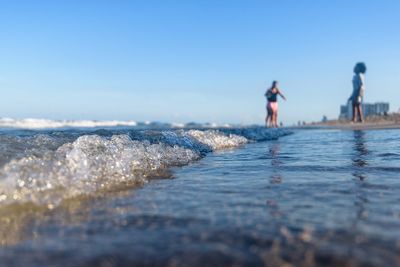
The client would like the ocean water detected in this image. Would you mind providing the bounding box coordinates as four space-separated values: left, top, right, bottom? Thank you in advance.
0 122 399 267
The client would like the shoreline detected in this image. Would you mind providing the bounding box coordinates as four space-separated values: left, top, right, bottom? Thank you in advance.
290 114 400 131
298 121 400 131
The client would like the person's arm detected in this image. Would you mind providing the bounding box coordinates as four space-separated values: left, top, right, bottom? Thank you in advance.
348 90 354 101
359 74 365 97
277 89 286 101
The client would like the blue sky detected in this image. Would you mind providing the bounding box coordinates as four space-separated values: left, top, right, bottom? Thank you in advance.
0 0 399 125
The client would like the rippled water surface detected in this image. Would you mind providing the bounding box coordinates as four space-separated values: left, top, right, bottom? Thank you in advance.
0 128 399 267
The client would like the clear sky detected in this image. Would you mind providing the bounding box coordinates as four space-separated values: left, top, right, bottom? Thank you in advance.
0 0 399 125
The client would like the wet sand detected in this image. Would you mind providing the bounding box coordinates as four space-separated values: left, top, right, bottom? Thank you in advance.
303 122 400 131
300 114 400 131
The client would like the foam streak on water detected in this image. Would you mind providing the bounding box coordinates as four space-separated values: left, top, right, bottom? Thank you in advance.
0 118 138 129
0 127 289 207
0 117 235 130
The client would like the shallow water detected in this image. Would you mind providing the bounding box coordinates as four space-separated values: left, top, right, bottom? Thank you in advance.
0 128 399 266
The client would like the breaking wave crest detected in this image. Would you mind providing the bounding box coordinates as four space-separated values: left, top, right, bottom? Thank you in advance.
0 118 235 130
0 118 138 129
0 128 290 207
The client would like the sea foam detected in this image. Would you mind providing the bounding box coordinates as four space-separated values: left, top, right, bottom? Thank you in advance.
0 128 290 207
0 118 235 130
0 118 138 129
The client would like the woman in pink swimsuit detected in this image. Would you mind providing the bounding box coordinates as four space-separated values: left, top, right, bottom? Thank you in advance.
265 81 286 127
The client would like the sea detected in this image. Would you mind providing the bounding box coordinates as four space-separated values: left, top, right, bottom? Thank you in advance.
0 118 399 267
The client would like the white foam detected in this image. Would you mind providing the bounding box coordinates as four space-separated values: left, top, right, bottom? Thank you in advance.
0 128 291 207
187 130 248 150
0 118 137 129
171 122 186 128
0 117 238 130
0 134 200 206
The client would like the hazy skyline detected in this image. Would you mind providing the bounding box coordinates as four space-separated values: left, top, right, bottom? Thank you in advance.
1 0 399 125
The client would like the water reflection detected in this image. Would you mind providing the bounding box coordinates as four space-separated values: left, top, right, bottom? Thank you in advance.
0 189 136 246
268 142 283 184
351 131 369 181
350 131 370 246
265 142 284 220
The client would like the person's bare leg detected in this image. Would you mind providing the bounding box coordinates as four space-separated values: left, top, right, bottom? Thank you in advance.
357 105 364 122
266 108 272 127
273 112 278 128
270 113 274 128
267 114 272 127
352 105 357 122
269 114 273 127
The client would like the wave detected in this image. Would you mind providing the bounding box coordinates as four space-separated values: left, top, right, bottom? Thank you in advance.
0 118 138 129
0 128 291 207
0 118 236 130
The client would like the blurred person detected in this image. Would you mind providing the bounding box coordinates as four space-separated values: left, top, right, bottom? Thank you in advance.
265 81 286 127
349 62 367 123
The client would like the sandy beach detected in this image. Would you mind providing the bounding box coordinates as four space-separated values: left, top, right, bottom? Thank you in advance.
303 114 400 130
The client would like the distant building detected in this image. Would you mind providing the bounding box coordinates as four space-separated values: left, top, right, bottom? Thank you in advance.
339 102 389 119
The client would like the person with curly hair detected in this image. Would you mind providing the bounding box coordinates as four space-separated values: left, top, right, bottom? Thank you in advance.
349 62 367 123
